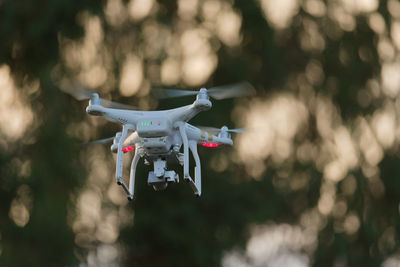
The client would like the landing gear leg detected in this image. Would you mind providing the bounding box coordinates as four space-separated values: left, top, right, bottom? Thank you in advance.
127 148 141 201
189 141 201 197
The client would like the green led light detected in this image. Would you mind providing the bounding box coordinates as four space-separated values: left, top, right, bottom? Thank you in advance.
141 121 152 126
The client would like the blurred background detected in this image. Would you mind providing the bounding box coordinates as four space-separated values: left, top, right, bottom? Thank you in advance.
1 0 400 266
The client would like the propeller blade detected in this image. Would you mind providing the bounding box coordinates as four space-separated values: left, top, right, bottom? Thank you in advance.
227 128 246 133
152 88 198 99
207 82 256 100
62 85 93 101
99 99 138 110
62 85 139 110
152 82 255 100
86 137 114 145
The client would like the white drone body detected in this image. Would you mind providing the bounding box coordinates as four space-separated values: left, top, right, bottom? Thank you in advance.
81 84 252 200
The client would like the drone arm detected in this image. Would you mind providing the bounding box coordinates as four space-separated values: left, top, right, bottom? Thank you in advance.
170 98 212 122
189 140 201 196
128 147 141 200
87 104 141 125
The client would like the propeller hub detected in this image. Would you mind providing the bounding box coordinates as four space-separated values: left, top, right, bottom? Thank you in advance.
218 126 230 138
196 88 209 100
89 93 101 106
86 93 105 116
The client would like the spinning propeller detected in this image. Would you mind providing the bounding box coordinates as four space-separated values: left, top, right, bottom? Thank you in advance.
62 85 138 110
152 81 255 100
86 137 114 145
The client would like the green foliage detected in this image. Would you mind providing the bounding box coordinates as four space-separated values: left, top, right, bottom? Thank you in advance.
1 0 399 266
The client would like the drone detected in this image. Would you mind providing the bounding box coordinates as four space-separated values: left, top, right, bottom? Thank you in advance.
66 82 254 200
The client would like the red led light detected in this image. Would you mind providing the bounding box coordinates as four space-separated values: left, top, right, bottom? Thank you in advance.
202 142 219 148
122 146 135 152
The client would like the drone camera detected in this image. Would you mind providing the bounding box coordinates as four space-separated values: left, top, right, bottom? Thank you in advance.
148 169 178 191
